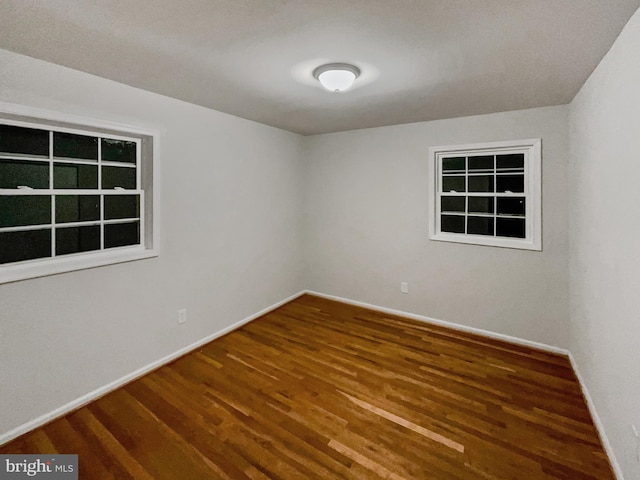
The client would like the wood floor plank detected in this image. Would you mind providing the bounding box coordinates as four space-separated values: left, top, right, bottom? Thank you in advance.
0 294 615 479
339 391 465 453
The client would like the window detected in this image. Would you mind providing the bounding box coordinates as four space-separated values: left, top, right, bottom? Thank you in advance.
429 139 541 251
0 103 158 283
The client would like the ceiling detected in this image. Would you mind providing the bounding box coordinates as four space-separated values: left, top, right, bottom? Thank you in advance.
0 1 638 135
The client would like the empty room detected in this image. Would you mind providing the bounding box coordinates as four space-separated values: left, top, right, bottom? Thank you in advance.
1 1 639 479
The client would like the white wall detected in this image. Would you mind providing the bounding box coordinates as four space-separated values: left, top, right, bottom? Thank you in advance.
569 7 640 479
0 49 304 437
303 106 570 348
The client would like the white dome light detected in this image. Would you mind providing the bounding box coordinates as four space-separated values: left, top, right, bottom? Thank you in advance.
313 63 361 92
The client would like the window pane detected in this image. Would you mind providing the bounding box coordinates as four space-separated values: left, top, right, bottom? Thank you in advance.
468 155 493 171
467 216 494 236
496 218 525 238
442 176 465 193
0 160 49 189
54 163 98 189
0 229 51 264
102 166 136 189
468 175 494 192
0 196 51 228
496 153 524 171
441 196 465 213
441 215 465 233
497 197 525 216
0 125 49 157
53 132 97 160
102 139 136 164
56 195 100 223
442 157 465 171
56 225 100 255
496 174 524 193
468 196 494 214
105 221 139 248
104 195 139 220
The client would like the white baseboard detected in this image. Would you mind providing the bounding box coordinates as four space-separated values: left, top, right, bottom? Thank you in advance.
0 290 306 447
568 353 624 480
305 290 569 356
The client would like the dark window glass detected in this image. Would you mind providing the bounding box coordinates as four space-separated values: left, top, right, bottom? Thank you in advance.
442 176 465 193
56 225 100 255
0 160 49 189
442 157 465 171
102 166 136 189
496 218 526 238
496 174 524 193
105 222 139 248
0 125 49 156
468 155 493 170
497 197 525 216
441 196 465 213
468 175 494 192
102 139 136 164
0 229 51 264
441 215 465 234
496 153 524 171
468 196 494 214
0 196 51 228
53 132 97 160
53 164 98 189
104 195 139 220
467 216 494 236
56 195 100 223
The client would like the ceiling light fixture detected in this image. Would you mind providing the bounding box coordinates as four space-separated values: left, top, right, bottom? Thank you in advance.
313 63 361 92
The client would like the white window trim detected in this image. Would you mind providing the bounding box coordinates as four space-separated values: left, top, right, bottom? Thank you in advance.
0 101 160 284
428 138 541 251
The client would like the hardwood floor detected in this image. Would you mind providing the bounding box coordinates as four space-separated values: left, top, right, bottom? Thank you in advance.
1 294 614 479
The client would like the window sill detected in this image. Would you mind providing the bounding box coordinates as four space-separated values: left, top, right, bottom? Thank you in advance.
0 247 159 284
429 232 541 251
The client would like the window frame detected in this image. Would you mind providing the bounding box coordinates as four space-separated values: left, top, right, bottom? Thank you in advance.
428 138 541 251
0 101 160 284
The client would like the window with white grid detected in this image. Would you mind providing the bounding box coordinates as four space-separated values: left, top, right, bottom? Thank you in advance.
429 139 541 251
0 105 158 283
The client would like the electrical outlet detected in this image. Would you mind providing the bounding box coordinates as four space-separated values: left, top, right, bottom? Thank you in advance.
400 282 409 294
178 309 187 325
